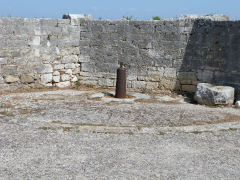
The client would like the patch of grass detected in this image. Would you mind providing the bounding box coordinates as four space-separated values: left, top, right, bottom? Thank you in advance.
101 85 109 89
18 108 32 114
51 121 107 127
63 127 72 132
38 126 55 130
220 128 238 132
192 131 202 134
158 131 165 135
0 103 14 109
75 81 81 89
0 111 15 117
140 88 153 94
152 16 161 20
85 84 94 88
136 126 142 131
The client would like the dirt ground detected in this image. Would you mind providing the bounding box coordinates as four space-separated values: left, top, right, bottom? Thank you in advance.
0 88 240 179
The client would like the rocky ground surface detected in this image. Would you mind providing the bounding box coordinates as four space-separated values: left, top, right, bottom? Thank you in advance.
0 88 240 179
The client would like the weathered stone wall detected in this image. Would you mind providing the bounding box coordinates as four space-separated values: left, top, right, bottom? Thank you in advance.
0 17 81 90
1 16 240 94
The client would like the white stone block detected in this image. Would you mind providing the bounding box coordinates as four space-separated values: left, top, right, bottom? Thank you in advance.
5 75 19 83
54 64 65 70
56 81 71 88
164 68 177 79
65 63 76 69
61 74 71 81
34 49 40 57
29 36 40 46
41 74 52 84
71 75 78 82
79 55 90 62
65 69 73 74
53 71 60 76
53 76 60 83
194 83 235 106
0 58 8 64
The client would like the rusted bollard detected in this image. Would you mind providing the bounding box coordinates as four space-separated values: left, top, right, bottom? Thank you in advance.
115 62 126 98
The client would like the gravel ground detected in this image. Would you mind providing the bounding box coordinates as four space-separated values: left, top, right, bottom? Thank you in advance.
0 89 240 179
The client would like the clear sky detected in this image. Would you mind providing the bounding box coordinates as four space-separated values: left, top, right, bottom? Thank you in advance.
0 0 239 20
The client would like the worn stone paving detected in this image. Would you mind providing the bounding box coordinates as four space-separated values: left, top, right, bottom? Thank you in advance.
0 89 240 179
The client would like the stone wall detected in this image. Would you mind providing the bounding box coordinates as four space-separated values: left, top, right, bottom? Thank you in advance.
0 17 81 90
0 15 240 95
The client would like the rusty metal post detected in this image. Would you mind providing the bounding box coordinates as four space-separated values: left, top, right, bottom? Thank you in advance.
115 62 126 98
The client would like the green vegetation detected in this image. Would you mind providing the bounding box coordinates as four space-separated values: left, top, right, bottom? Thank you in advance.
85 84 94 88
0 111 15 117
38 126 55 130
122 16 133 20
75 81 81 88
152 16 161 20
158 131 166 135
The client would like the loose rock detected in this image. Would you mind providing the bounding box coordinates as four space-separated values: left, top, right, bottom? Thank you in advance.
194 83 235 106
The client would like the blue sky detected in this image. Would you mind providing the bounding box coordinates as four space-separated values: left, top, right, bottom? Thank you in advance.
0 0 239 20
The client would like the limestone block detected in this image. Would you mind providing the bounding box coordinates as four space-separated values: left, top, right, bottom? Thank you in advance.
79 71 93 77
54 64 65 70
99 78 114 87
2 65 18 75
127 75 137 81
146 71 161 82
53 71 60 76
56 81 71 88
0 76 4 84
179 14 229 21
157 67 165 76
160 78 180 91
65 69 73 74
20 75 34 83
28 36 40 46
53 76 60 83
132 81 146 89
146 82 159 89
73 68 80 75
178 72 197 85
80 80 97 86
5 75 19 83
65 63 76 69
79 55 90 63
0 58 8 64
34 49 40 57
181 85 197 92
81 63 92 72
71 75 78 82
41 74 52 84
61 74 71 81
36 64 53 74
197 70 213 82
164 68 177 79
62 55 78 63
194 83 235 106
137 76 146 81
